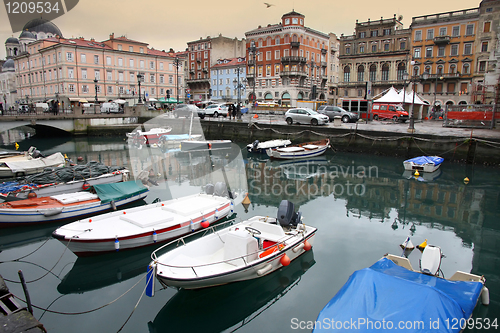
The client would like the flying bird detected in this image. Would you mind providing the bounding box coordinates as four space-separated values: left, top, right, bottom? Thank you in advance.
264 2 274 8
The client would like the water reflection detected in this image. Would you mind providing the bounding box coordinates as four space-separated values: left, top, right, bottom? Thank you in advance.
148 250 315 333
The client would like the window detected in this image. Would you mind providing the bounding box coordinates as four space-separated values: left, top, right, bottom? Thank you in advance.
160 75 164 84
345 47 351 54
383 28 391 36
69 84 75 92
479 61 486 72
129 46 133 52
140 60 144 68
439 27 447 36
451 44 458 56
450 64 457 74
66 52 73 61
359 31 366 38
160 62 164 70
275 36 280 45
357 65 364 82
414 30 422 41
106 57 111 65
400 41 406 50
266 65 271 76
414 48 421 58
460 82 468 94
118 58 123 67
427 29 434 39
81 69 87 79
359 45 364 53
484 22 491 33
438 46 445 57
381 64 389 81
94 70 100 80
372 44 377 52
169 75 173 84
150 61 154 69
80 54 86 63
463 63 470 74
107 86 113 94
150 74 155 83
118 72 124 81
140 48 144 53
369 64 376 81
384 43 389 51
425 47 433 57
482 42 488 52
274 64 280 76
68 68 74 78
107 71 112 80
464 43 472 55
447 83 455 93
371 30 378 37
437 65 443 75
343 66 350 82
94 55 99 64
117 44 122 51
266 51 271 60
82 85 88 93
397 63 405 80
466 24 474 35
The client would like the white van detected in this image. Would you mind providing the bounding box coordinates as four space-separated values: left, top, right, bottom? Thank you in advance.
100 102 120 113
36 103 49 112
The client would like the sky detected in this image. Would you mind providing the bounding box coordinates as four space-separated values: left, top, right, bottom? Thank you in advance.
0 0 478 60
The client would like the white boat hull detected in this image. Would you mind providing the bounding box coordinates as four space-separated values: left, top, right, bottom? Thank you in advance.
266 145 328 159
152 216 317 289
0 191 148 226
403 162 441 173
53 193 233 256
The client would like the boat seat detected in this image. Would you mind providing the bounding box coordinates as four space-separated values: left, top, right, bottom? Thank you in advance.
277 147 304 153
161 195 217 216
120 208 174 228
302 144 319 150
246 221 286 243
223 229 258 266
50 192 99 204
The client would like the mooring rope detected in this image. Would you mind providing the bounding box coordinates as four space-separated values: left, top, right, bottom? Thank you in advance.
0 238 51 264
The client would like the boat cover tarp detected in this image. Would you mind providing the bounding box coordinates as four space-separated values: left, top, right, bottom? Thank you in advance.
93 181 147 204
404 156 444 166
4 153 65 172
314 258 483 333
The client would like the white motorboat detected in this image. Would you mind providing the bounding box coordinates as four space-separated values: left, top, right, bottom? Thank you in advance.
126 127 173 145
149 200 316 290
266 139 330 160
0 181 148 227
52 183 234 256
246 139 292 154
0 147 66 178
403 156 444 172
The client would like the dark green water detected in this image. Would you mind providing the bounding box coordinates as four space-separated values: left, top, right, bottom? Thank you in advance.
0 133 499 333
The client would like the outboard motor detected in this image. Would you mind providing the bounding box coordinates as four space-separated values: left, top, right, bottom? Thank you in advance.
205 183 215 195
419 245 442 276
252 140 259 151
214 182 228 197
32 149 44 158
277 200 301 227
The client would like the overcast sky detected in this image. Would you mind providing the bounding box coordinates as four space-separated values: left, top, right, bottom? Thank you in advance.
0 0 478 60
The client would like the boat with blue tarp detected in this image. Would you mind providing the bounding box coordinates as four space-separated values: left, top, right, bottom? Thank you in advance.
403 156 444 172
314 252 489 333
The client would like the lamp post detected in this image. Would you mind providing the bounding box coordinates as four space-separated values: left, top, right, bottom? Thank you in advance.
2 94 6 114
137 74 143 104
310 60 316 100
403 71 414 132
233 68 247 119
247 41 259 107
433 74 444 111
173 57 181 105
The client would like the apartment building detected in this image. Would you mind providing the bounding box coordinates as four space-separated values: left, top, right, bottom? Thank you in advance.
338 15 411 101
186 35 246 103
13 33 182 107
327 33 340 105
244 11 329 106
410 8 480 106
210 57 247 103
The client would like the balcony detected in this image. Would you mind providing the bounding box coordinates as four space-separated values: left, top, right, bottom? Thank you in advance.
202 67 208 73
281 56 307 63
187 77 209 84
280 70 308 78
247 59 256 66
321 48 327 55
320 61 327 68
290 41 300 48
196 59 201 63
433 36 451 45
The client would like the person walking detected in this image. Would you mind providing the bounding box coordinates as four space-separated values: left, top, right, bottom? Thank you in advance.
232 103 236 120
227 104 233 120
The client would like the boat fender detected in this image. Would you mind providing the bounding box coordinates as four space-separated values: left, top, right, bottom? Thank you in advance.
110 200 117 211
115 237 120 251
190 219 194 232
82 182 90 190
42 207 63 217
481 286 490 306
230 201 234 213
201 218 210 228
257 264 273 276
303 240 312 251
292 243 305 253
153 230 157 243
215 208 219 219
146 264 156 297
280 254 291 266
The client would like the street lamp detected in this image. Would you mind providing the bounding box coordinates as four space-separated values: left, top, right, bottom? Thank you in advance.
247 41 259 107
433 74 444 111
94 79 98 114
310 60 316 100
137 74 143 104
233 68 247 119
173 57 182 104
2 94 6 114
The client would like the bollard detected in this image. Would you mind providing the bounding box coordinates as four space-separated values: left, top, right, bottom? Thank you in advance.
334 116 342 127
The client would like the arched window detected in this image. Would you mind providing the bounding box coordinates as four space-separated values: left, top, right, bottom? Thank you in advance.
397 62 406 80
344 66 351 82
369 64 377 81
450 64 457 74
424 65 431 74
275 36 280 45
381 63 389 81
292 34 298 42
266 37 272 46
413 66 420 76
437 65 443 75
357 65 365 82
462 63 470 74
284 35 290 43
258 39 263 47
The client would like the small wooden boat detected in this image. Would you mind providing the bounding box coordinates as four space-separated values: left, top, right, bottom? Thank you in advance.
126 127 173 145
0 181 148 227
266 139 330 160
0 169 130 201
52 185 233 256
403 155 443 172
313 246 489 333
0 150 66 178
246 139 292 154
148 200 316 290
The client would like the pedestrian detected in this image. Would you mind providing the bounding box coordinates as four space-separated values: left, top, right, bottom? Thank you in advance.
228 104 233 119
232 103 236 120
236 103 241 120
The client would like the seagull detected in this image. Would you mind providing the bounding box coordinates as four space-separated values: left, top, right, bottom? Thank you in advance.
264 2 274 8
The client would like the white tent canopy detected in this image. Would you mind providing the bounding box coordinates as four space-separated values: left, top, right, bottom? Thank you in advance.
398 90 428 105
373 86 428 105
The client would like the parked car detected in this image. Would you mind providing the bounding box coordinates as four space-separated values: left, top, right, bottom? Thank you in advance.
371 103 408 122
18 104 30 113
317 105 359 123
285 108 329 126
35 103 50 112
203 104 228 118
101 102 120 113
173 104 205 119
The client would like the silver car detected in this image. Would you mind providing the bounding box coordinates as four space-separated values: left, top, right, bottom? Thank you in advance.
203 104 229 118
285 108 329 126
317 105 359 123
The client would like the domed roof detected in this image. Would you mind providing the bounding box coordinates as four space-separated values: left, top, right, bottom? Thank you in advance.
22 18 62 37
19 30 35 39
5 37 19 44
2 59 15 71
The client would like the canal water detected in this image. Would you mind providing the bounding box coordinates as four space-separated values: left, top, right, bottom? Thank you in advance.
0 127 499 333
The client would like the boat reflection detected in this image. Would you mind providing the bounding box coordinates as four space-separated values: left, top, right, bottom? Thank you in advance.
148 250 315 333
0 222 58 251
402 168 442 182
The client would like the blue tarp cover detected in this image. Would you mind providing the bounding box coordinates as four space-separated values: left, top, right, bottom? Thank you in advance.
405 156 444 166
314 258 483 332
